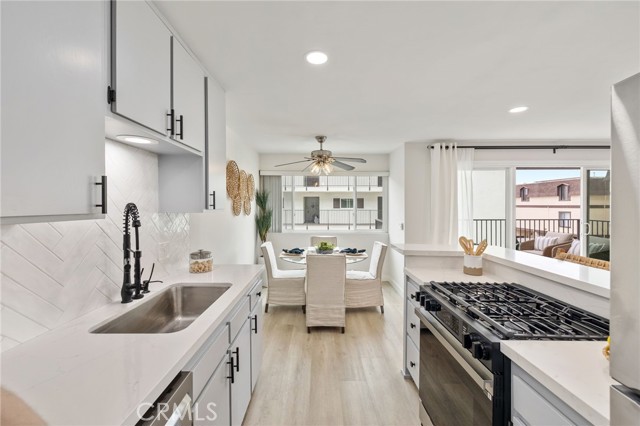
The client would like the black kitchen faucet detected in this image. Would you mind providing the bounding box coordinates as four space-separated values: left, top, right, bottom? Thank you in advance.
120 203 162 303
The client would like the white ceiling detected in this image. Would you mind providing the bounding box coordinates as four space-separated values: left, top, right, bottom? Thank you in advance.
154 1 640 155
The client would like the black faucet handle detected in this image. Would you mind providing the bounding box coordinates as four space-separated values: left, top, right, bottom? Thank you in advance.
142 263 162 293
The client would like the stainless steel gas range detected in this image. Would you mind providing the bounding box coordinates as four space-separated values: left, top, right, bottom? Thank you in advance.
414 281 609 426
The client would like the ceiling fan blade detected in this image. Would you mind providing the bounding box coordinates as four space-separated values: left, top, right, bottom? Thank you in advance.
274 159 312 167
301 162 314 172
332 160 355 171
333 157 367 163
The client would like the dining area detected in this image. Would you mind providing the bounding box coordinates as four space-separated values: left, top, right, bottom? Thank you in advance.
260 236 388 334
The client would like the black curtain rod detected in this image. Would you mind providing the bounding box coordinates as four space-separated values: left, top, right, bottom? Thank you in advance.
429 145 610 153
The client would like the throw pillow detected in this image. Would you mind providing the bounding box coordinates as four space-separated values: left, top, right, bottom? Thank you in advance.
534 236 559 251
568 239 581 255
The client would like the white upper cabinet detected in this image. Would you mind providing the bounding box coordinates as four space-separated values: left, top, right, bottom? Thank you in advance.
1 1 105 222
172 38 206 152
111 0 171 135
206 76 227 210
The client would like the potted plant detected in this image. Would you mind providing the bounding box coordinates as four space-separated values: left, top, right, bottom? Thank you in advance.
255 189 272 244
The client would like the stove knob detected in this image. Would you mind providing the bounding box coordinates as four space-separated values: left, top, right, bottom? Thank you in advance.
471 341 491 360
424 299 441 312
463 333 478 349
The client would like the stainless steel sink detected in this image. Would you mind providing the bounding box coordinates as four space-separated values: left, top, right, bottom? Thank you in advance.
91 284 231 334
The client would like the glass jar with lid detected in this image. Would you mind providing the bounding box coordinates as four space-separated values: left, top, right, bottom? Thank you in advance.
189 249 213 273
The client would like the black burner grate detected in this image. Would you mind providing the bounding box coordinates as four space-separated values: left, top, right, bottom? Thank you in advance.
428 281 609 340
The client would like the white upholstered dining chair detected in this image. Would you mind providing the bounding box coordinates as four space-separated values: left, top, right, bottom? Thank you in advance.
310 235 338 246
261 242 306 313
305 254 346 333
345 241 387 313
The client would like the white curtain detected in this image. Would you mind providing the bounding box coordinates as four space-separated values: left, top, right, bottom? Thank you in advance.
429 143 475 246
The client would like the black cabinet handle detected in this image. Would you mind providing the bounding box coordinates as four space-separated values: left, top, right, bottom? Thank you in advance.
209 191 216 209
94 176 107 214
252 314 258 334
166 109 175 136
410 361 415 368
227 356 235 384
176 114 184 139
410 294 416 300
410 323 416 329
256 291 262 297
233 347 240 372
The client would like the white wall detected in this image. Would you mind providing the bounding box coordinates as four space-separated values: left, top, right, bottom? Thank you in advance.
189 128 260 264
387 144 406 291
404 143 430 243
0 141 190 351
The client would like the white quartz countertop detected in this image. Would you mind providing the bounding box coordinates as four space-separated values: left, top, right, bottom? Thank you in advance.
483 246 610 298
405 266 501 284
0 265 264 426
391 243 463 256
501 341 617 426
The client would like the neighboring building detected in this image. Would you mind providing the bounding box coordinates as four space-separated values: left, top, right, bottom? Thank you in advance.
516 177 581 233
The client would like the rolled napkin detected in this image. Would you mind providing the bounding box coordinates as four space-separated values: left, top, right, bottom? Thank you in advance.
339 248 366 254
282 248 305 255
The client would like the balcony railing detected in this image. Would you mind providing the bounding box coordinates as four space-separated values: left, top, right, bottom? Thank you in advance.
283 209 381 230
472 219 610 248
282 175 382 191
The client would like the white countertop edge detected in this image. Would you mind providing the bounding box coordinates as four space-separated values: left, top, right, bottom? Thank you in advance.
391 242 463 256
482 247 610 298
501 341 615 426
1 265 264 426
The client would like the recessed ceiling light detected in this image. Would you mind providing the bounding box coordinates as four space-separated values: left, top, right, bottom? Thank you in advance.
509 106 529 114
306 51 328 65
116 135 159 145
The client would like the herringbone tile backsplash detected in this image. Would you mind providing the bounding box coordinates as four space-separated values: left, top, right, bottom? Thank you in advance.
0 140 190 352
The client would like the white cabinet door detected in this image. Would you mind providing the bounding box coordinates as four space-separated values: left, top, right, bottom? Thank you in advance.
172 38 205 152
205 76 227 210
1 1 105 220
230 320 252 426
194 355 231 426
249 299 264 391
112 0 171 135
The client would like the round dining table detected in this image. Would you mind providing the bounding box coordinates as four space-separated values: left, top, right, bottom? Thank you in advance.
279 247 368 265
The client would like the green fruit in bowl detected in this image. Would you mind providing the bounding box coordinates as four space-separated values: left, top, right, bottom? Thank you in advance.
316 242 335 254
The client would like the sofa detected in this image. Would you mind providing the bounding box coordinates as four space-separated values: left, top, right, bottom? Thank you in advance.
518 231 574 257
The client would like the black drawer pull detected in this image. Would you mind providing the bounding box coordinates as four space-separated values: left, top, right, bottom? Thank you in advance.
209 191 216 209
94 176 107 214
410 323 416 329
256 291 262 297
227 356 235 384
176 114 184 139
166 109 175 136
410 294 416 300
233 347 240 372
410 361 416 368
252 314 258 334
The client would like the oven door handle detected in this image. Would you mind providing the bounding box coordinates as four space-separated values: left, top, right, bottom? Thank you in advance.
416 308 494 400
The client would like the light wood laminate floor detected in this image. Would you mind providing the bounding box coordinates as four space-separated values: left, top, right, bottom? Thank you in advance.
243 283 420 426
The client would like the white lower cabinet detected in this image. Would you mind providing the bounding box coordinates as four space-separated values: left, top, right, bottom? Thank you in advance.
250 298 264 391
187 279 263 426
511 363 588 425
230 320 252 426
404 276 421 387
194 355 231 426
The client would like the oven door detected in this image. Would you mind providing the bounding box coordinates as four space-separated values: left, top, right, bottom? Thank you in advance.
417 309 495 426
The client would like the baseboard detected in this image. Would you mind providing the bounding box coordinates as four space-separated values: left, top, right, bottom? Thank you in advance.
384 277 403 295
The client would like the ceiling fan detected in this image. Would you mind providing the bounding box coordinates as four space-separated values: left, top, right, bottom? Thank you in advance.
274 136 367 175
